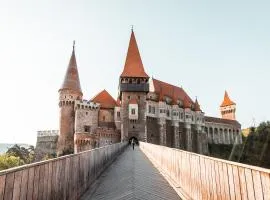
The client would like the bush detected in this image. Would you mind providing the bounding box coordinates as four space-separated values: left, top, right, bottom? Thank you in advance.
0 154 24 171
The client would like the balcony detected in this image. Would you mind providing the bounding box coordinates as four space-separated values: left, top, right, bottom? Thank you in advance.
120 83 149 92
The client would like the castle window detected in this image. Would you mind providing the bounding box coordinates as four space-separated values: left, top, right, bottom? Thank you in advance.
131 109 136 115
103 116 105 121
86 112 88 115
153 107 155 114
138 96 140 100
128 96 130 100
84 126 90 132
117 112 120 117
148 105 152 113
70 95 73 99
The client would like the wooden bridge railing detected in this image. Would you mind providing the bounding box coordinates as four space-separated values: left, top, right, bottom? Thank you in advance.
0 142 127 200
140 142 270 200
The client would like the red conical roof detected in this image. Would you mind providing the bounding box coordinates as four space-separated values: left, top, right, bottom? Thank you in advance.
194 98 201 111
220 91 235 107
59 42 82 94
120 30 149 78
91 90 117 109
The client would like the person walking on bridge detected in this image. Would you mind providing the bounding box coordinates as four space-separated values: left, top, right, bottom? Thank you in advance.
131 138 135 150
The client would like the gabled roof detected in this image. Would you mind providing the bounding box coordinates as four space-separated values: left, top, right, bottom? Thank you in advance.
59 42 82 94
116 98 121 107
120 30 149 78
152 78 194 105
91 90 117 109
205 116 241 127
220 91 235 107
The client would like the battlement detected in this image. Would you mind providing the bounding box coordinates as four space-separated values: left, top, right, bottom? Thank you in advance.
75 99 100 110
37 130 59 137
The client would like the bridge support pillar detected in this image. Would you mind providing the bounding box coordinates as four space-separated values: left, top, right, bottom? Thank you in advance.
172 122 180 149
158 118 166 146
185 123 192 151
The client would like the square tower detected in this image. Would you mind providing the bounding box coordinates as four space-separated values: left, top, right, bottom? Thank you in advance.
119 30 149 142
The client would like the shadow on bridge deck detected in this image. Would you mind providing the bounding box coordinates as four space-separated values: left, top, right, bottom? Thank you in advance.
80 145 181 200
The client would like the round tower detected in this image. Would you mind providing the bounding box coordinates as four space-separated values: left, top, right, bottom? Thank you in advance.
220 90 236 120
57 42 83 156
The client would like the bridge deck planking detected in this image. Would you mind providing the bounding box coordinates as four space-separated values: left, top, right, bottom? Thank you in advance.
81 146 181 200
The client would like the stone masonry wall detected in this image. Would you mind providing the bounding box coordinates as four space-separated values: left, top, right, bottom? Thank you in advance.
35 135 58 161
121 92 147 141
75 108 98 133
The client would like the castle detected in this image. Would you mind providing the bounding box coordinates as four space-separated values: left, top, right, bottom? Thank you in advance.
36 30 242 157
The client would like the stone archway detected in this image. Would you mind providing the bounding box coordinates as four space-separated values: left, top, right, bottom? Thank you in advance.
129 136 139 145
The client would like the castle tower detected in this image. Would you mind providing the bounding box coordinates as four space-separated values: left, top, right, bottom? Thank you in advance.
220 90 236 120
57 42 83 156
119 29 149 142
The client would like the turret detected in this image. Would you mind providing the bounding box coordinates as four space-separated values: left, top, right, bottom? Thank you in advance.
57 41 83 156
220 90 236 120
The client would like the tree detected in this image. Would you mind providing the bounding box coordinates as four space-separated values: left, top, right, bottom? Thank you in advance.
0 154 23 171
6 144 35 164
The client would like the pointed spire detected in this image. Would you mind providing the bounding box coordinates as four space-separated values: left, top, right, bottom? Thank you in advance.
220 90 235 107
120 30 149 78
194 97 201 111
59 41 82 94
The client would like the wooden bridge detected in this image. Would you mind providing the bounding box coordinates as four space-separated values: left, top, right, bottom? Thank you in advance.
0 142 270 200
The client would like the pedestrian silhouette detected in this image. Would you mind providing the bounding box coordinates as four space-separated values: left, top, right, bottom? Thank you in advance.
131 138 135 150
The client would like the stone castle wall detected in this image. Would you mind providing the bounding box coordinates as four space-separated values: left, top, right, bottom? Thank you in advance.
35 130 59 161
121 92 147 142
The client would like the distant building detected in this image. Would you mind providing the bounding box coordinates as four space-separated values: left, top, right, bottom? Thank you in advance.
37 30 242 157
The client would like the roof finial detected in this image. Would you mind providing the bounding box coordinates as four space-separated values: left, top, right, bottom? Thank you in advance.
73 40 75 51
131 25 134 31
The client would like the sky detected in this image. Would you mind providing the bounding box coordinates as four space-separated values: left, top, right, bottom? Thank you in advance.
0 0 269 145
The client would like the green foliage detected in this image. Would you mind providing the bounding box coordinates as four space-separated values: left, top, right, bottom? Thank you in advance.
42 153 56 161
0 154 24 171
6 144 35 164
209 121 270 168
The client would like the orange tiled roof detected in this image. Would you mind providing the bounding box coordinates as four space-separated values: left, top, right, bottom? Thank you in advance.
91 90 117 109
220 91 235 107
59 43 82 93
116 98 121 107
129 98 137 104
183 97 191 109
120 30 149 78
152 78 194 106
205 116 240 127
